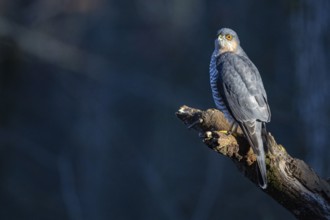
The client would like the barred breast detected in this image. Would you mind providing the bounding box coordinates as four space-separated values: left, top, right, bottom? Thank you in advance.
209 50 234 124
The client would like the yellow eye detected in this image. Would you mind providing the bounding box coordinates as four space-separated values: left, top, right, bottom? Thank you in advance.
225 34 233 41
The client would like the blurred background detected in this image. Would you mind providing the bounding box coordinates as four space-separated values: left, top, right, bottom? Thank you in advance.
0 0 329 219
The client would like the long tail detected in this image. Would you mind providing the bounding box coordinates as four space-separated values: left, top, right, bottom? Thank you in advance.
240 121 268 189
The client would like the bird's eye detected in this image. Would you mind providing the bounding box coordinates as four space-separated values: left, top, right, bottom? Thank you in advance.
225 34 233 41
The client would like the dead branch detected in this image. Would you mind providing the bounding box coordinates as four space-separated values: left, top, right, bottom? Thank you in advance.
176 105 330 220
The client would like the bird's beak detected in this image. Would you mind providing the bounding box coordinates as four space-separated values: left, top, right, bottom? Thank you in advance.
218 35 223 40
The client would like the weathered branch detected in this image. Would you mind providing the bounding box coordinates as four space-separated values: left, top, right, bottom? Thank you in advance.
176 105 330 220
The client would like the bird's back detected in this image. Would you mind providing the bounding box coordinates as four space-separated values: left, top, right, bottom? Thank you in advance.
216 52 271 123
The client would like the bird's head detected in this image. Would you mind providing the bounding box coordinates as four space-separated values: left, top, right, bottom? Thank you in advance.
215 28 241 55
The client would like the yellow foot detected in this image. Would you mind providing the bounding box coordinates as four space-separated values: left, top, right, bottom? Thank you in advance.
219 130 230 135
219 130 238 137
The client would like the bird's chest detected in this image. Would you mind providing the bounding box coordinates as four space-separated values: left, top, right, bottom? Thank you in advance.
209 55 235 123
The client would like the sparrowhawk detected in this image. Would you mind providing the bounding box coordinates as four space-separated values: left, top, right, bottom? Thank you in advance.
209 28 271 189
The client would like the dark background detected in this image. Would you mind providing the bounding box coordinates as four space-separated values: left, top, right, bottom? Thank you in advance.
1 0 330 219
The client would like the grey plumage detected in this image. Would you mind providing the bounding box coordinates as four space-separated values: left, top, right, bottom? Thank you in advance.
209 50 235 124
210 28 271 189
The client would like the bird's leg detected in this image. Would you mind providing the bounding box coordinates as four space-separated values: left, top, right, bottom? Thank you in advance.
221 122 238 136
231 123 239 137
227 122 235 135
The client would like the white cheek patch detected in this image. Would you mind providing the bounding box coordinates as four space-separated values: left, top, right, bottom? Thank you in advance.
226 41 233 50
219 40 237 53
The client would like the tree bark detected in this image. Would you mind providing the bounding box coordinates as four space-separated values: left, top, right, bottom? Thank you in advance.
176 105 330 220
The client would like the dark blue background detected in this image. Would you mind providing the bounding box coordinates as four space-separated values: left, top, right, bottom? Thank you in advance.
1 0 329 219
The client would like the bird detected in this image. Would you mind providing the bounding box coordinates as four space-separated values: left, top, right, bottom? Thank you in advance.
209 28 271 189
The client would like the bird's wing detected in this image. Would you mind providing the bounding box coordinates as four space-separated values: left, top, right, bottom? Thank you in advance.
216 52 270 188
217 53 271 123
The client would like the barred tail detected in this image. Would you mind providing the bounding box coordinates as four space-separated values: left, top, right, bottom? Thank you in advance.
256 147 267 189
240 121 268 189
